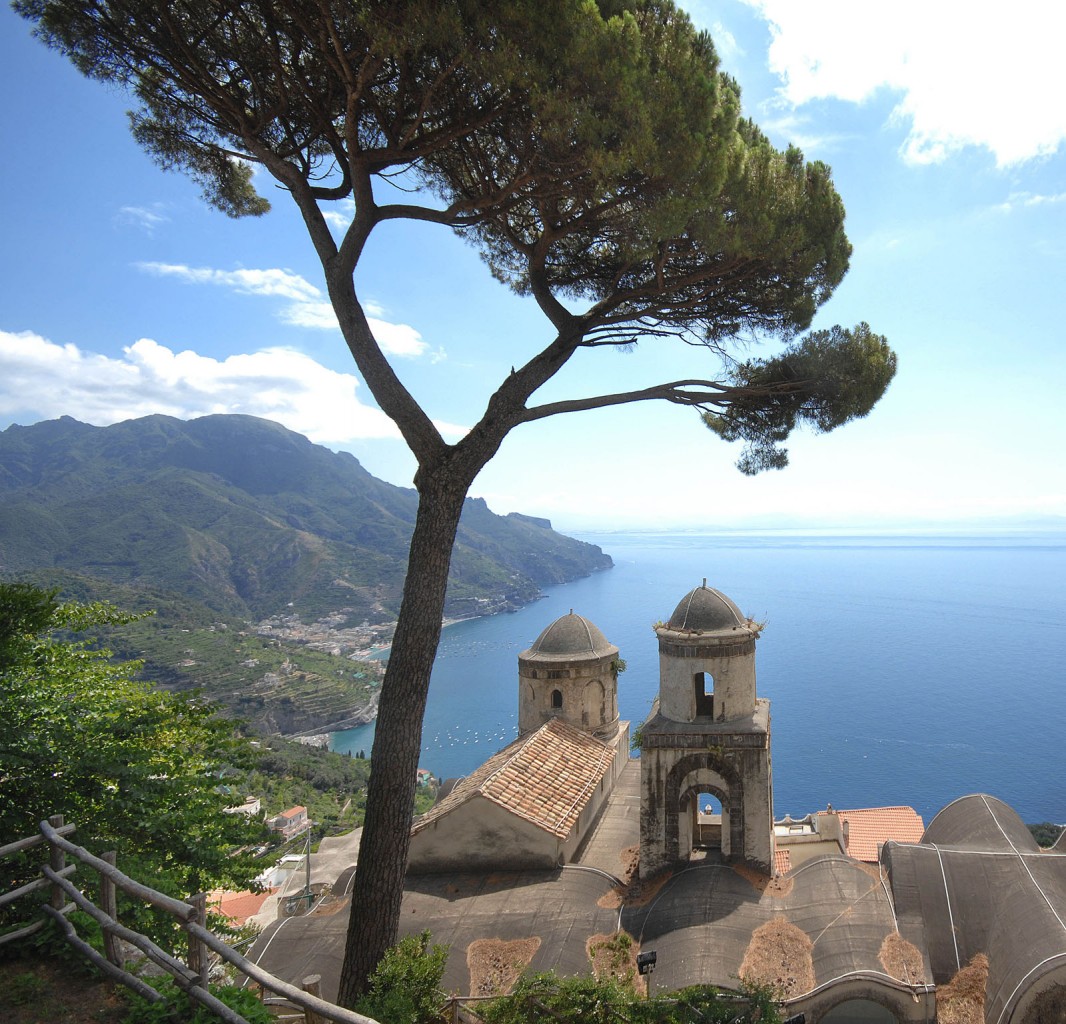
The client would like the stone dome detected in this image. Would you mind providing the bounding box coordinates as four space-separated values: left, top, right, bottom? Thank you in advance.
520 611 617 662
666 582 745 633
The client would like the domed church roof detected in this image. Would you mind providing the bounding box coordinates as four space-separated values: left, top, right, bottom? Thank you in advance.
666 581 745 633
520 611 617 662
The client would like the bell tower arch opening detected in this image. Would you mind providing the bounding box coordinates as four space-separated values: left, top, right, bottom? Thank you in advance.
679 783 729 860
694 671 714 718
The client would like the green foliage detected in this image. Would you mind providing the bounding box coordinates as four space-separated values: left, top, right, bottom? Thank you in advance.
0 415 611 625
121 977 275 1024
1028 822 1064 848
245 736 371 827
0 583 266 950
704 322 897 474
353 930 449 1024
481 974 782 1024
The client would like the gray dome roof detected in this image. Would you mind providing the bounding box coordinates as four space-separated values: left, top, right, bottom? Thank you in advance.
667 583 745 633
520 611 617 662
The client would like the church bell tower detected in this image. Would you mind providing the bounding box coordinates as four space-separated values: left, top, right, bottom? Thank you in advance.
639 581 774 876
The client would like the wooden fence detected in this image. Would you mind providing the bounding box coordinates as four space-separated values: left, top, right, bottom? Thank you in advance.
0 815 381 1024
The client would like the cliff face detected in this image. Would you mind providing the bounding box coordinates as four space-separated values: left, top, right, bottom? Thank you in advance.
0 414 612 623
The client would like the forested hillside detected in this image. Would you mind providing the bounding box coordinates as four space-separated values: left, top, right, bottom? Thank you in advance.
0 414 611 733
0 414 611 622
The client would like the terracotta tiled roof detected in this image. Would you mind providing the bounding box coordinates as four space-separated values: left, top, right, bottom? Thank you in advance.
280 805 306 820
831 806 925 862
412 719 615 840
774 848 792 875
209 888 277 925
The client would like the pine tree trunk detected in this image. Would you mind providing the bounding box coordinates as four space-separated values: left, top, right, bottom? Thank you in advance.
336 475 468 1006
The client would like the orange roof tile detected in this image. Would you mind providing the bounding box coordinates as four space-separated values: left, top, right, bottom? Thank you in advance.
412 719 615 840
774 848 792 875
209 888 277 925
830 806 925 862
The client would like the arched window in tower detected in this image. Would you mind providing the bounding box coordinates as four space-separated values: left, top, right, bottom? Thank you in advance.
550 689 563 710
694 671 714 717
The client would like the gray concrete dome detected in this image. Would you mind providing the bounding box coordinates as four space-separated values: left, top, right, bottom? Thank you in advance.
667 582 745 633
520 611 617 662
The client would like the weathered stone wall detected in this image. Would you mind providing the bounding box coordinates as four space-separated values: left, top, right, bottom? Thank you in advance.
656 631 757 723
518 652 619 739
407 793 562 873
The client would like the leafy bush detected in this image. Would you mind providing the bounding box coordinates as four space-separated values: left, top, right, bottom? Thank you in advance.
121 977 274 1024
480 973 783 1024
1028 822 1064 848
0 583 266 952
353 930 448 1024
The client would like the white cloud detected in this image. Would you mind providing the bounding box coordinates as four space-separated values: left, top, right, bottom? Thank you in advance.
708 20 742 61
432 419 468 441
116 204 170 232
994 190 1066 214
322 197 356 231
742 0 1066 166
0 329 401 443
367 317 426 358
137 262 428 357
139 262 320 302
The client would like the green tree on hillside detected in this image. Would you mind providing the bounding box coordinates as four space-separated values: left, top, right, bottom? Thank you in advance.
17 0 897 998
0 583 265 946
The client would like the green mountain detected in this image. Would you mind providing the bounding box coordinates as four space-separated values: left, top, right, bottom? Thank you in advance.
0 414 612 623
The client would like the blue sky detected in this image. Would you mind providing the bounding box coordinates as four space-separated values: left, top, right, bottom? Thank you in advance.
2 1 1065 532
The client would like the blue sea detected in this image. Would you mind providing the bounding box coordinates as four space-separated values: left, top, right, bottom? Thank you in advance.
332 531 1066 826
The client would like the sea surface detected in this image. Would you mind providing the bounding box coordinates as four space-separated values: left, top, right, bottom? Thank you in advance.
331 531 1066 826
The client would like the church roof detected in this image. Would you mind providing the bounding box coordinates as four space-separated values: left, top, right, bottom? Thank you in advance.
666 582 746 633
520 611 617 662
884 793 1066 1023
411 718 616 840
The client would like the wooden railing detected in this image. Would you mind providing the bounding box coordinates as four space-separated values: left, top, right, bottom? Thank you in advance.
0 815 380 1024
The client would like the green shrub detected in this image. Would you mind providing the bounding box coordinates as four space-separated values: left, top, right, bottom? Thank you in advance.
121 977 274 1024
480 973 783 1024
353 930 449 1024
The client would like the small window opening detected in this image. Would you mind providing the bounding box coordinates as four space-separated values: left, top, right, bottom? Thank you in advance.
695 671 714 717
551 689 563 709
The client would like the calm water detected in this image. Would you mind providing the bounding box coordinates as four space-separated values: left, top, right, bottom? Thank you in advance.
332 531 1066 825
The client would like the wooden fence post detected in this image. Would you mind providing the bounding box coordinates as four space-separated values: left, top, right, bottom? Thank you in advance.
185 892 210 991
47 815 66 911
302 974 323 1024
100 851 121 966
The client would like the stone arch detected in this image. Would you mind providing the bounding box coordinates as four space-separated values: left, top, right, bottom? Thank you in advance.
664 753 744 865
678 778 729 858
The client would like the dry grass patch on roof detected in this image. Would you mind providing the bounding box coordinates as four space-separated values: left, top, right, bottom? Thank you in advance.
599 865 674 909
879 931 925 986
598 846 673 908
587 932 644 995
740 916 815 999
732 862 793 897
936 953 989 1024
467 937 541 997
